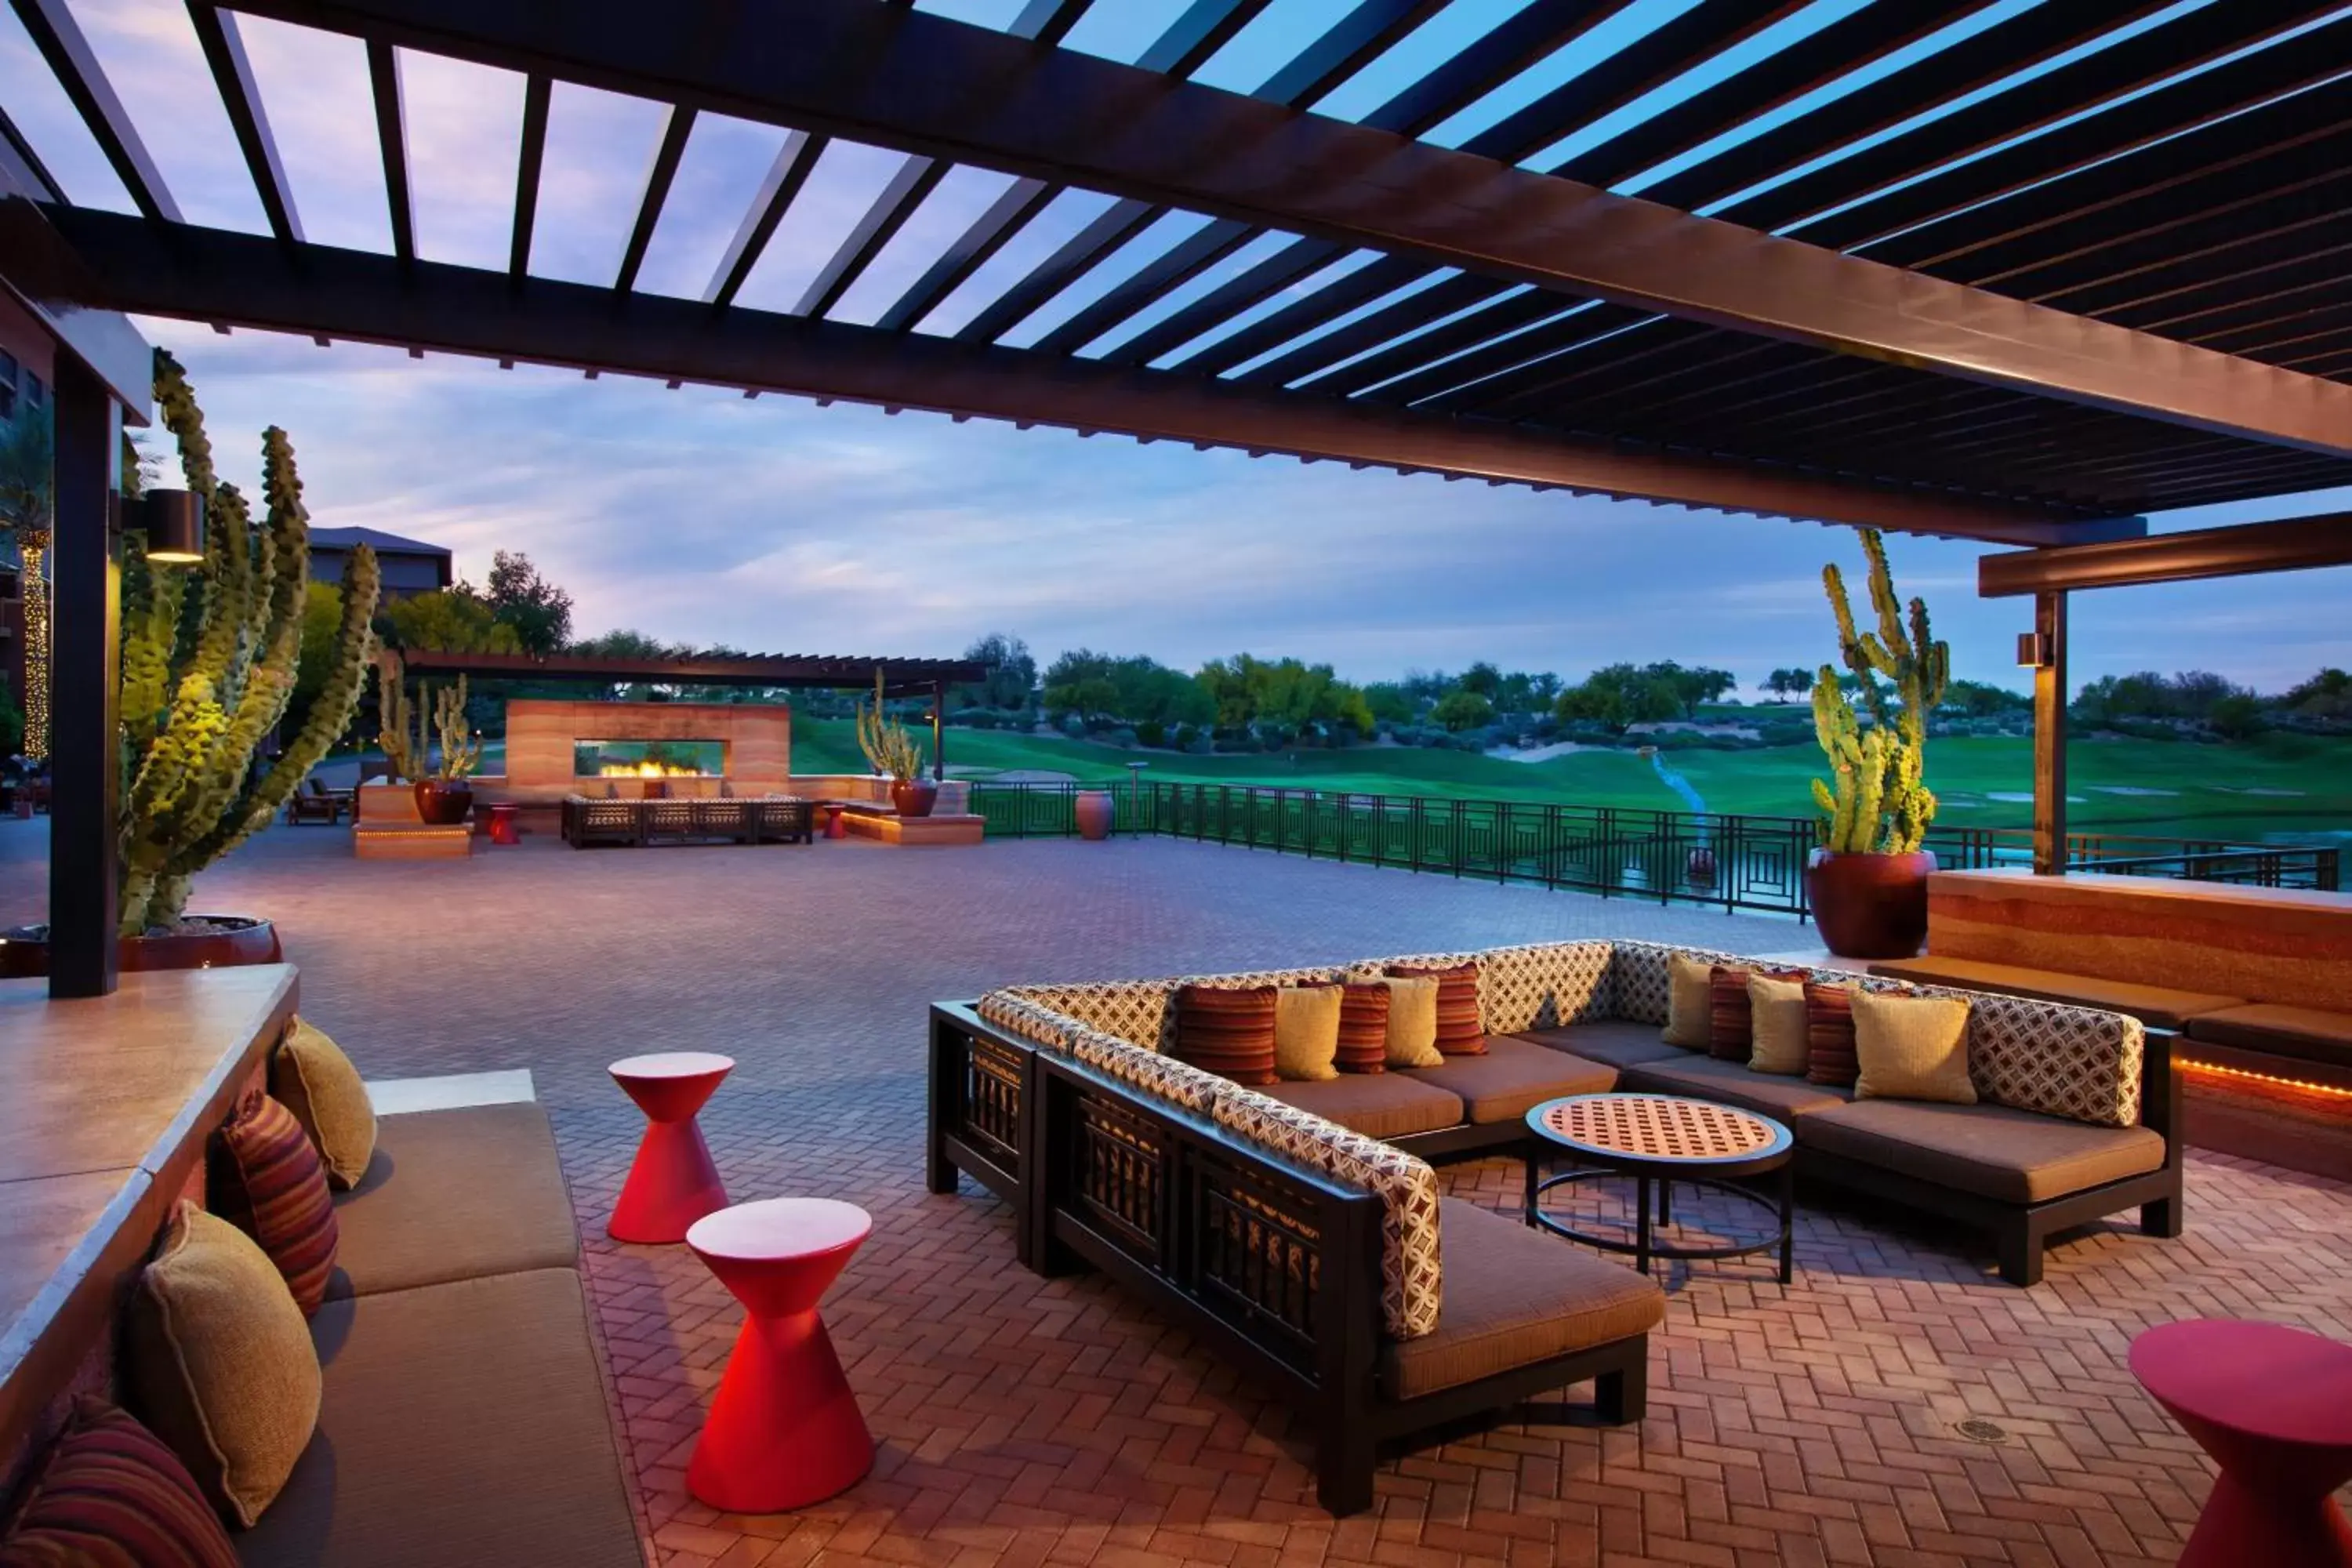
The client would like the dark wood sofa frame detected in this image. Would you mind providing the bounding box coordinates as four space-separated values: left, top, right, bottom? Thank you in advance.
927 1003 1646 1515
560 793 811 848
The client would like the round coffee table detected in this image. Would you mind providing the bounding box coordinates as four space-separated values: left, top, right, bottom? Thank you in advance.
686 1198 876 1512
608 1051 734 1243
2131 1319 2352 1567
1525 1093 1795 1282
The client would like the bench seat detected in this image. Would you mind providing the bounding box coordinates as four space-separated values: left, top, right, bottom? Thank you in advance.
2183 1004 2352 1069
1619 1053 1853 1121
327 1103 581 1300
1261 1073 1464 1138
1402 1036 1615 1123
1870 955 2242 1031
1511 1021 1686 1069
1796 1099 2166 1205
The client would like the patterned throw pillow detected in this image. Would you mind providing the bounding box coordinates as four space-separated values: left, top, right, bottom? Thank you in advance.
209 1092 340 1316
1388 962 1483 1054
1172 985 1279 1087
1334 983 1391 1074
0 1397 237 1568
1805 982 1860 1086
1708 965 1807 1060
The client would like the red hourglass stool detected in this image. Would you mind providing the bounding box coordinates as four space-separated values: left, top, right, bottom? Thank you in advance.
606 1052 733 1243
2131 1319 2352 1568
685 1198 873 1512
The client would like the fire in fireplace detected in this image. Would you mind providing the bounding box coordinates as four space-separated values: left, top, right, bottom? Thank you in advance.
573 739 724 778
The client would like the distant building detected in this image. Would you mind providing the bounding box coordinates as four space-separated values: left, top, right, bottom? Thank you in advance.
309 526 452 601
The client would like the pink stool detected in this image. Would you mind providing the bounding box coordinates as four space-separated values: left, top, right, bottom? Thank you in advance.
686 1198 874 1512
607 1052 733 1243
2131 1319 2352 1567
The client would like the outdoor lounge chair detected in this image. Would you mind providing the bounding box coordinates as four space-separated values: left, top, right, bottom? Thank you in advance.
285 776 354 825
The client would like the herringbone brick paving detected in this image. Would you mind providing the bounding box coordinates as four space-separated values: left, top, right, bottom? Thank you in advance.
5 819 2346 1566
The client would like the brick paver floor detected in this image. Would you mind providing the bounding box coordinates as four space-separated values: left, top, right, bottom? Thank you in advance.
5 819 2347 1566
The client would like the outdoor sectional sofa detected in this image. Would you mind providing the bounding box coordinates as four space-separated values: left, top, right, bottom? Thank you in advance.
561 791 812 848
927 938 2180 1512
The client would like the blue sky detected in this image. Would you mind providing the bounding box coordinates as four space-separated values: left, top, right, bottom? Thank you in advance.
6 0 2348 693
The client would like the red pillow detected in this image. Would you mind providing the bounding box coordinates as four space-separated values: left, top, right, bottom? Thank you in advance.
1388 963 1483 1054
210 1091 340 1316
0 1397 237 1568
1334 982 1391 1074
1708 965 1807 1061
1804 982 1860 1087
1172 985 1279 1087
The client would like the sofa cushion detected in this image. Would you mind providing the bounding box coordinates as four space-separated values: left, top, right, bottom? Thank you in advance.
1173 984 1279 1086
1272 984 1341 1082
1805 981 1860 1087
975 989 1081 1050
1477 942 1614 1035
1404 1036 1615 1124
234 1269 641 1568
1747 974 1810 1076
1618 1053 1852 1121
1 1398 237 1568
1853 992 1977 1106
978 977 1181 1051
1952 988 2146 1130
1870 955 2241 1031
1068 1028 1228 1114
270 1018 376 1190
1388 963 1484 1054
1335 982 1391 1074
210 1093 340 1318
1381 1200 1661 1401
1708 965 1807 1061
1663 953 1714 1048
1796 1098 2166 1204
1260 1073 1464 1139
2184 1004 2352 1068
328 1103 579 1301
1513 1022 1686 1070
1606 941 1752 1028
1381 977 1444 1069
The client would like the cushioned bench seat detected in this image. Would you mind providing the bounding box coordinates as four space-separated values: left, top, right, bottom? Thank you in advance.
236 1268 641 1568
1797 1099 2167 1204
1262 1074 1464 1138
1870 955 2242 1031
2183 1004 2352 1069
1382 1200 1663 1401
1402 1036 1615 1123
1512 1021 1686 1070
1619 1053 1853 1121
327 1102 581 1300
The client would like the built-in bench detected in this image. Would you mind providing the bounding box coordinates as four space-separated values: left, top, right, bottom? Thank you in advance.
561 792 811 848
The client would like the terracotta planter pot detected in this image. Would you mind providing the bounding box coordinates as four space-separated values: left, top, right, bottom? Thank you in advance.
1806 850 1936 960
0 915 282 979
413 779 475 825
1074 790 1115 842
891 779 938 818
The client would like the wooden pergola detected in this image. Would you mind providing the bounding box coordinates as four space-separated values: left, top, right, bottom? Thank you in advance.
7 0 2352 996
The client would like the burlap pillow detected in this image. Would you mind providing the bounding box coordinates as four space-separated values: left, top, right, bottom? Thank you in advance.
1381 977 1444 1069
125 1203 321 1529
1272 985 1342 1082
1746 974 1811 1076
1661 953 1713 1048
270 1018 376 1190
1853 991 1976 1105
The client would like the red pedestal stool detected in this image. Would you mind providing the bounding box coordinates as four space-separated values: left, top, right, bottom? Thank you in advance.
606 1051 733 1243
685 1198 874 1512
486 802 521 844
2131 1319 2352 1568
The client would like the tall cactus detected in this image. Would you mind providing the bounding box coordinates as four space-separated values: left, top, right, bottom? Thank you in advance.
1809 528 1948 855
376 653 421 782
117 350 379 934
430 676 483 779
855 668 924 781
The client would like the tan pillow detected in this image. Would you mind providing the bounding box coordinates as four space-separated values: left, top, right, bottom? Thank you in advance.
125 1202 321 1527
1746 973 1810 1075
1273 985 1342 1082
270 1018 376 1190
1853 991 1976 1105
1661 953 1713 1047
1381 976 1443 1069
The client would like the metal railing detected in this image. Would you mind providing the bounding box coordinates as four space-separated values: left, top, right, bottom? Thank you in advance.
967 779 2340 916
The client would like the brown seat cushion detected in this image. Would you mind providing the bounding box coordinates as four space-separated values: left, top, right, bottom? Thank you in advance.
1403 1036 1615 1124
1869 956 2242 1031
1618 1053 1852 1120
234 1269 641 1568
1513 1022 1686 1069
2184 1004 2352 1068
1797 1098 2166 1204
1260 1073 1465 1139
1381 1199 1661 1401
328 1103 580 1300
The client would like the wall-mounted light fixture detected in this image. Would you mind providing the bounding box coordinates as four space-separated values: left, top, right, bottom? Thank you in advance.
2016 630 2053 668
140 489 205 564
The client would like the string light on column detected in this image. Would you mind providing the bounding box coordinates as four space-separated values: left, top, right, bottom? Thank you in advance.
20 534 48 760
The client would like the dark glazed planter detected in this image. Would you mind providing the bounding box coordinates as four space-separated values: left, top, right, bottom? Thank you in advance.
0 915 283 979
891 779 938 819
413 779 474 825
1806 850 1936 960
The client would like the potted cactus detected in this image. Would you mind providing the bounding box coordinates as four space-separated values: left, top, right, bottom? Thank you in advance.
1806 528 1948 958
378 655 481 824
0 350 379 977
856 670 935 818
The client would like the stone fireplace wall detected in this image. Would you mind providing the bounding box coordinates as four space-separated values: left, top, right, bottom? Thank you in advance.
504 700 791 793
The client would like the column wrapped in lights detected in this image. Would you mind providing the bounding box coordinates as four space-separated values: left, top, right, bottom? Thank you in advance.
18 532 47 760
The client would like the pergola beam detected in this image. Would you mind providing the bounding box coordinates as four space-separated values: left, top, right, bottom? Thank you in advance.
509 73 549 277
9 0 182 222
365 40 413 262
1980 512 2352 596
38 207 2124 546
187 5 303 243
221 0 2352 459
402 649 989 689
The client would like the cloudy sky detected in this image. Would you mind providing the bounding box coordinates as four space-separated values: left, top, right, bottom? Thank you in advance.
9 0 2349 693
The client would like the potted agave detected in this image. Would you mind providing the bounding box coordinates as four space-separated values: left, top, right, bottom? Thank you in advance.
1805 528 1948 959
379 657 482 825
856 670 935 818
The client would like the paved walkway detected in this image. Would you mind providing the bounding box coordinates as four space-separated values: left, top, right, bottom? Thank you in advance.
5 819 2348 1566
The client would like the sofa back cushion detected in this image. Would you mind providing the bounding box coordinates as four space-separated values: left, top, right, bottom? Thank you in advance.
1066 1027 1229 1114
976 989 1084 1049
1210 1089 1443 1341
978 978 1181 1051
1476 942 1614 1034
1953 988 2145 1128
1606 941 1755 1027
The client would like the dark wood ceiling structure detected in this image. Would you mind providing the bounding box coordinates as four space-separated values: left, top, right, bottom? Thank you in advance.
8 0 2352 550
401 649 989 695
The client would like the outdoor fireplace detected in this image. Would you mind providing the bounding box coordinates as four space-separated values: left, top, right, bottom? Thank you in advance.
573 739 726 779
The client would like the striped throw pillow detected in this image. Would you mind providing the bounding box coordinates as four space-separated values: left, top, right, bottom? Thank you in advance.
1805 982 1860 1087
209 1092 339 1316
1172 985 1279 1087
0 1397 237 1568
1334 982 1391 1074
1388 963 1484 1054
1708 965 1806 1061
